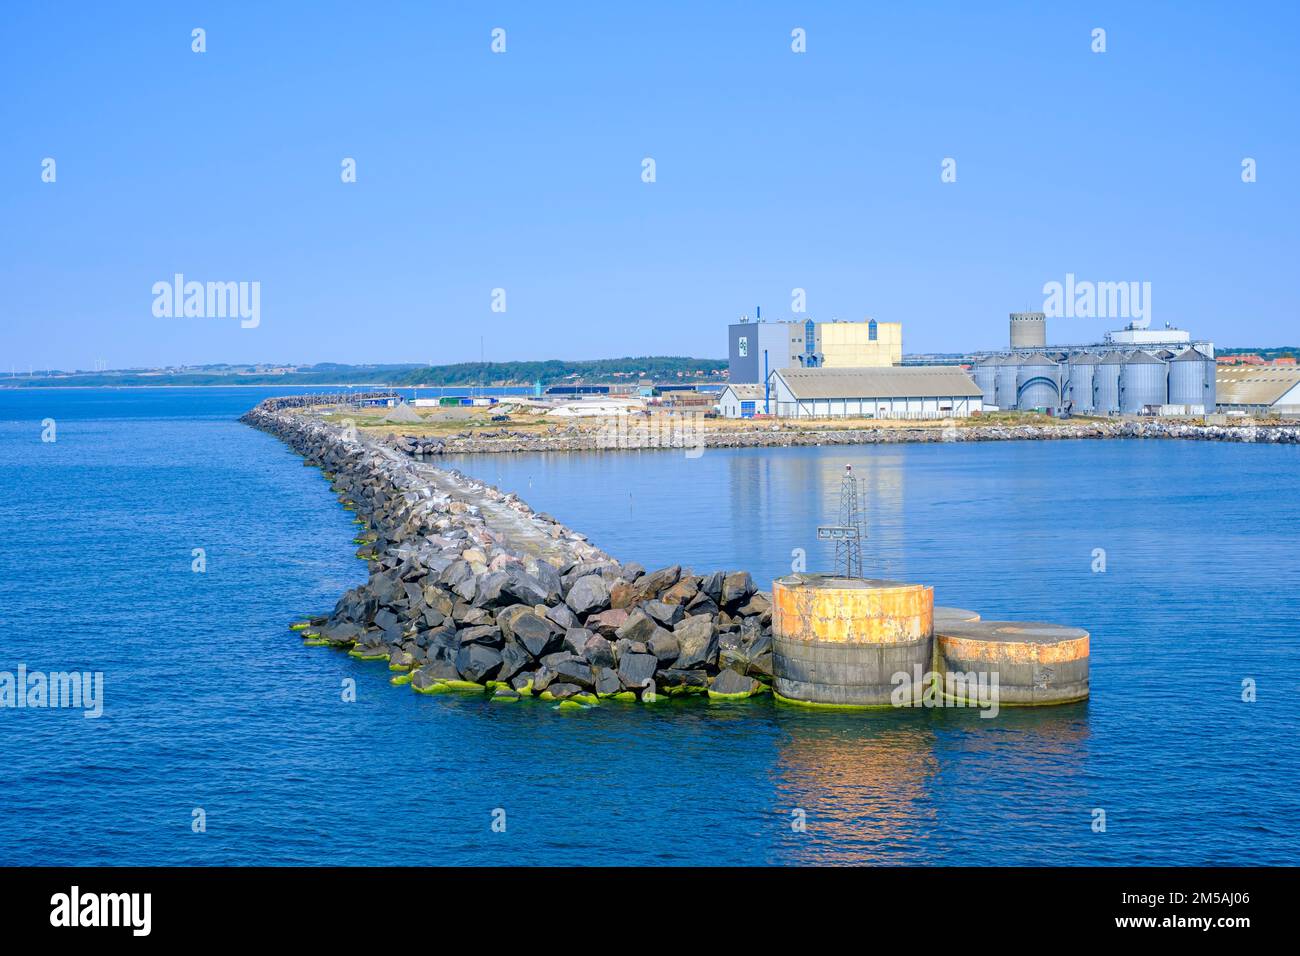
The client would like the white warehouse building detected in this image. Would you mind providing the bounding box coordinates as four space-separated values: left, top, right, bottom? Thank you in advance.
761 366 984 419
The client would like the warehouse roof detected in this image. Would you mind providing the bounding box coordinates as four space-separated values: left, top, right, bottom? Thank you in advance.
1215 366 1300 407
771 366 982 399
719 383 765 400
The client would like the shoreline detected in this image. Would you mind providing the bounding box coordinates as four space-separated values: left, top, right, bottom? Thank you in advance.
374 418 1300 457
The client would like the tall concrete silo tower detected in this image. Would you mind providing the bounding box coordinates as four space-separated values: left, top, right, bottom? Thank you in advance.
1010 312 1047 349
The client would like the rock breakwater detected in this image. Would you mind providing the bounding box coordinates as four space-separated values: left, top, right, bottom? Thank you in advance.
241 400 773 706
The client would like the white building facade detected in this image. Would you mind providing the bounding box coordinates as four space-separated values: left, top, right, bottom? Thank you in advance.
765 367 984 419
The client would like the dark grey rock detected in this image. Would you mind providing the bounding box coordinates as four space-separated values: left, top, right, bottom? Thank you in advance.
721 571 755 608
594 667 622 696
618 652 658 689
674 614 718 669
566 574 610 616
455 644 503 684
512 613 564 658
643 599 683 627
582 634 616 669
647 629 680 664
615 608 658 644
458 624 503 648
710 668 761 697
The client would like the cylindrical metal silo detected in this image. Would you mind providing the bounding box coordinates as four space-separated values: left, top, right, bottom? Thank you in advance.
1065 352 1100 413
1009 312 1047 349
1168 347 1214 410
994 355 1019 411
1016 352 1061 410
1092 352 1124 414
971 356 998 408
1120 350 1169 414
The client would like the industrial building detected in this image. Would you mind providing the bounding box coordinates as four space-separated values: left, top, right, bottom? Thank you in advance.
728 313 902 383
1215 366 1300 415
970 314 1217 414
757 366 983 419
716 383 765 419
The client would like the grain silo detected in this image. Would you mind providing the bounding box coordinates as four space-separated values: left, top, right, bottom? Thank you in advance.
1168 347 1215 409
1093 352 1124 414
994 354 1020 411
1120 350 1169 414
1009 312 1047 349
1016 352 1061 410
972 356 999 408
1065 352 1100 413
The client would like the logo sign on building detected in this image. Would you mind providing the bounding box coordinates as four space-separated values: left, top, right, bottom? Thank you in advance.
738 336 748 357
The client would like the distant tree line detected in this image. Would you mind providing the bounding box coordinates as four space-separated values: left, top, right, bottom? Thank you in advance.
4 357 727 388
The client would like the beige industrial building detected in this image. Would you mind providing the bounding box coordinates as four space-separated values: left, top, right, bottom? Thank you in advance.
816 319 902 368
758 366 983 419
1215 366 1300 414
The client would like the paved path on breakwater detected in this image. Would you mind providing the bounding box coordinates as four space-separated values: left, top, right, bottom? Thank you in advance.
371 441 584 563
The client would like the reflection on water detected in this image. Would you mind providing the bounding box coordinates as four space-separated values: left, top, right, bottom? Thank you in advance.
767 703 1090 864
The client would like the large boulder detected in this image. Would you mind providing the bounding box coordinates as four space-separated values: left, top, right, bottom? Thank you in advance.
721 571 755 608
496 604 535 642
546 603 579 631
586 608 629 637
617 652 658 689
552 659 596 690
594 667 623 697
674 615 718 669
455 644 503 684
660 576 699 607
457 624 503 648
475 567 551 608
643 599 683 628
583 634 616 669
709 668 762 698
498 642 531 682
647 629 680 664
562 627 594 657
633 565 680 602
512 613 564 658
565 574 610 616
615 608 659 644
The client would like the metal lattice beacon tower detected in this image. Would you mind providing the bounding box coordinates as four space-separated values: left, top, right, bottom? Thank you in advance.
816 464 862 577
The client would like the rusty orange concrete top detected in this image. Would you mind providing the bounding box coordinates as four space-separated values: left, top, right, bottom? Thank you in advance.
772 574 933 645
936 621 1089 665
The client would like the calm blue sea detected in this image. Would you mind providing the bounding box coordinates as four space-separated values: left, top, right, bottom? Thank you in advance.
1 387 1297 865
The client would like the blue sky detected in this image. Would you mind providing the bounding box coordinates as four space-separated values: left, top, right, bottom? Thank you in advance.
2 1 1297 370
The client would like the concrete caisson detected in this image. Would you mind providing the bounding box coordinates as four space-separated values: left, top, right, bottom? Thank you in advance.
934 621 1089 705
933 606 981 627
772 574 934 707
